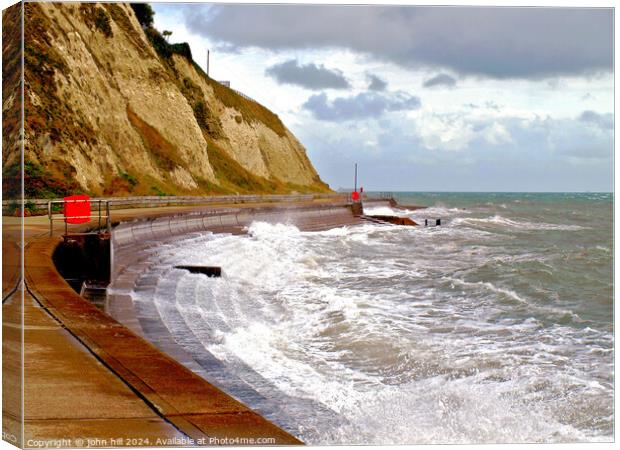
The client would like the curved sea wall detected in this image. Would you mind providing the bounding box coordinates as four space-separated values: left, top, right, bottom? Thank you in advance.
111 203 359 249
108 202 365 333
106 201 371 438
22 199 377 445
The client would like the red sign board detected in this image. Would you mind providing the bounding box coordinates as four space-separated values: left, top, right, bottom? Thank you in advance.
351 191 360 202
64 195 91 224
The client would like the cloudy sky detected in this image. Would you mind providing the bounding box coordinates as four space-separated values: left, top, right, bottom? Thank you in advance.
152 2 614 192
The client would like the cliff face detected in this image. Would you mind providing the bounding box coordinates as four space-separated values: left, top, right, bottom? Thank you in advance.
2 3 21 193
3 2 329 198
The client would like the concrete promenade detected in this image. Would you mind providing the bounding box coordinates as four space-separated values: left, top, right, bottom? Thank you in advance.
3 196 360 447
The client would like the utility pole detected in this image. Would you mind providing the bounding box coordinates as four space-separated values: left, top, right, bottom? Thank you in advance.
206 49 210 77
354 163 358 192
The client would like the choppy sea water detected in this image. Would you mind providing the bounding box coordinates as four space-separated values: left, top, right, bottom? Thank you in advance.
131 192 614 443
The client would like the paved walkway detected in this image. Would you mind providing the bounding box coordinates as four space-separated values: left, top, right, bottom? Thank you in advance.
3 290 183 447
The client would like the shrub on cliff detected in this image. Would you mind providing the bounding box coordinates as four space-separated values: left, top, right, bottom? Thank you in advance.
145 27 171 59
3 161 82 199
169 42 192 60
130 3 154 28
79 4 113 37
142 23 192 62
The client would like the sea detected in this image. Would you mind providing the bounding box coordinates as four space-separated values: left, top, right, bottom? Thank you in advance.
130 192 614 444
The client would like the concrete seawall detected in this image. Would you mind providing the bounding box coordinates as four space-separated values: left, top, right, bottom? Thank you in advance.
111 203 361 248
105 202 375 438
8 198 390 446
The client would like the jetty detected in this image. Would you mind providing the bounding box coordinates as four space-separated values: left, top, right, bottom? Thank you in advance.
2 193 422 447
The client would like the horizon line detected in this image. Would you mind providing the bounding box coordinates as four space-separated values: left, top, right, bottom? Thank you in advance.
341 190 614 194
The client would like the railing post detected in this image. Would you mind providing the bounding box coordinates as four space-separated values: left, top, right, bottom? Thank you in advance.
48 201 53 236
106 201 111 234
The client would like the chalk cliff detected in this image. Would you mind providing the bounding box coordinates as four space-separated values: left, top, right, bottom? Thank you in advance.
2 2 329 197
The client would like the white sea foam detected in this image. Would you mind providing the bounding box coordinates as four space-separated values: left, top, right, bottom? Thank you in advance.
452 215 586 231
363 204 464 218
114 211 612 444
443 277 529 304
418 205 464 216
362 206 403 216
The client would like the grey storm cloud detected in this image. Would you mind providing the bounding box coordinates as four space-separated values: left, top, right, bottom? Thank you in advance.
265 59 350 90
303 91 421 121
180 5 612 79
367 74 387 91
423 73 457 88
579 110 613 130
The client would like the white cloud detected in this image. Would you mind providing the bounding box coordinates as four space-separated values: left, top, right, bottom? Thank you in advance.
482 122 514 146
416 114 476 151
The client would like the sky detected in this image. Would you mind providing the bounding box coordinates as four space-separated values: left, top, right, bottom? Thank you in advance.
152 2 614 192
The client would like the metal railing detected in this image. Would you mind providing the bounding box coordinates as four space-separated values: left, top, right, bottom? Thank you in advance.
48 199 111 236
232 89 256 103
374 192 395 200
14 193 347 215
44 192 393 236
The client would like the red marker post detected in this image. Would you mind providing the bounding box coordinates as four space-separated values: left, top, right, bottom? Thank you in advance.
64 195 91 224
351 191 360 202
